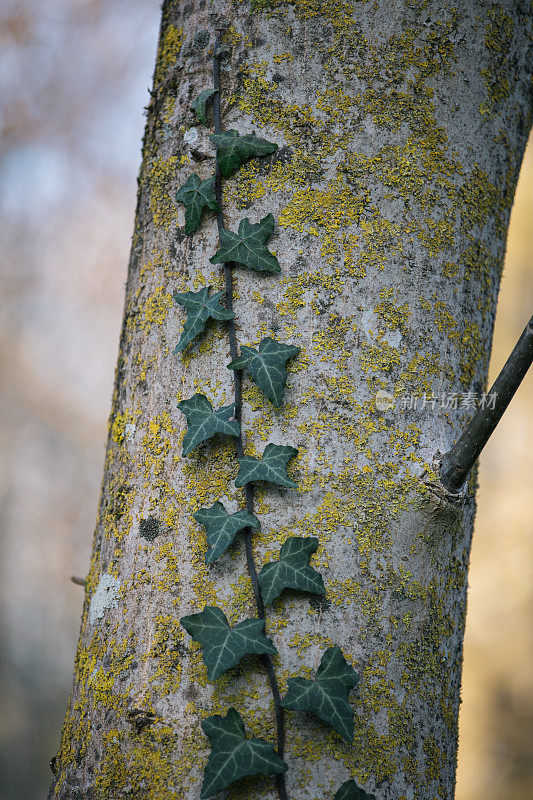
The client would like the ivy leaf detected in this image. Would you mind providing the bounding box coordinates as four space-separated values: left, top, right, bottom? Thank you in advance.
334 780 376 800
228 336 300 407
209 129 277 179
201 708 287 798
281 646 359 741
235 443 298 489
210 215 280 274
257 537 325 605
177 393 239 456
194 502 260 564
175 174 219 235
173 286 234 353
192 88 217 125
181 606 277 681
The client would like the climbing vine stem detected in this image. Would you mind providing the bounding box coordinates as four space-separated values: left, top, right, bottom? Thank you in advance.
175 29 369 800
212 34 288 800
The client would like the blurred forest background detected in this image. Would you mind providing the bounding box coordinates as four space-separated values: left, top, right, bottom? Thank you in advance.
0 2 531 799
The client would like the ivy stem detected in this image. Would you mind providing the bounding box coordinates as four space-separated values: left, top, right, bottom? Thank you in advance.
212 35 288 800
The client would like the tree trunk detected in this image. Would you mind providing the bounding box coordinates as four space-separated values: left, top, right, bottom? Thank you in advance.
49 2 532 799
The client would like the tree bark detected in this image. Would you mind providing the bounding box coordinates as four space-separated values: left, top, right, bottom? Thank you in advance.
50 2 532 799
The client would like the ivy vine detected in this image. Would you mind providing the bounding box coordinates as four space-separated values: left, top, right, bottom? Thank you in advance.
173 35 376 800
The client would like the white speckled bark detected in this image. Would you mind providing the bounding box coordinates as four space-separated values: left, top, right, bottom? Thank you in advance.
50 2 532 799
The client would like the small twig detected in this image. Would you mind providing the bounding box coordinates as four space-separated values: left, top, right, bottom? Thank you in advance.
439 314 533 493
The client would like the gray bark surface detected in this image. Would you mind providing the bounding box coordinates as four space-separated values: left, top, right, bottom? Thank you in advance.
50 2 532 799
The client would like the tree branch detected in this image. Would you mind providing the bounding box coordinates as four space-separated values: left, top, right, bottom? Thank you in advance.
439 314 533 493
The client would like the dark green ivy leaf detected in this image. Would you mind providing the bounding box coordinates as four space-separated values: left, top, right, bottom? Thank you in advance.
201 707 287 798
257 537 325 605
235 443 298 489
194 502 260 564
180 606 276 681
334 780 376 800
175 174 218 235
210 215 280 274
228 336 300 407
173 286 234 353
177 393 239 456
209 129 277 179
191 88 217 125
281 646 359 741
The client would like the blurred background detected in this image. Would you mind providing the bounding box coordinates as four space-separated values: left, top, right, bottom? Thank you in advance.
0 2 531 798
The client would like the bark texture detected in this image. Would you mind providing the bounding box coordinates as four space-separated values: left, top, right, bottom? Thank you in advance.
50 2 532 799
